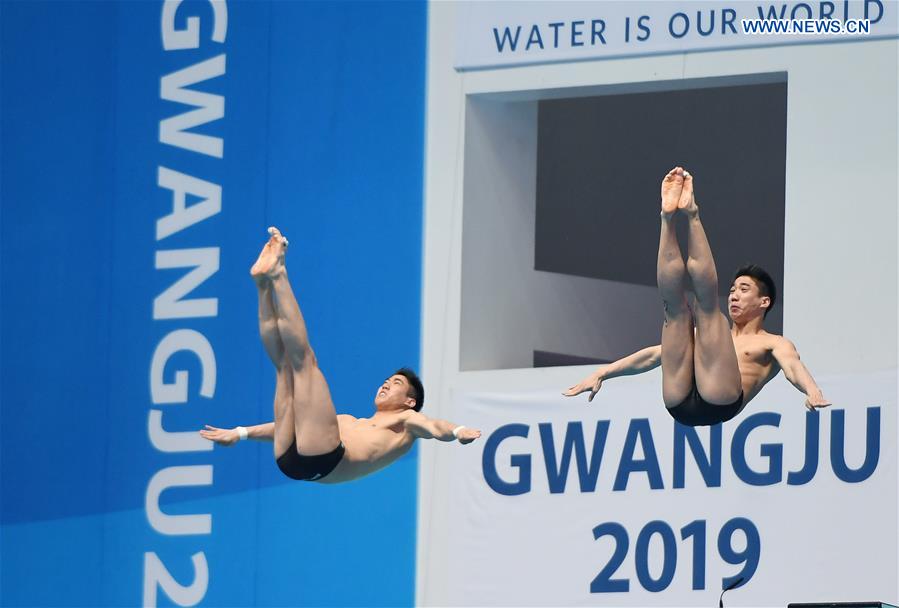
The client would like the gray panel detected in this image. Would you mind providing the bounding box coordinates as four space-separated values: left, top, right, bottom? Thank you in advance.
534 82 786 334
533 350 611 368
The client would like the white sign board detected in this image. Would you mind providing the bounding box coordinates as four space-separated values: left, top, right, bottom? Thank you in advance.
422 370 897 605
455 0 899 70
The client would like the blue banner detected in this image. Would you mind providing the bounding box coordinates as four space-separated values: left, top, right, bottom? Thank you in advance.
1 1 426 606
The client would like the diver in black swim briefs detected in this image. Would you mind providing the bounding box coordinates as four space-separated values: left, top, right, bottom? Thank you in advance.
200 227 481 483
564 167 830 426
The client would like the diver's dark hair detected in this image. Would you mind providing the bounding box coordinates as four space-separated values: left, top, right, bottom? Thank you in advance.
733 264 777 318
394 367 424 412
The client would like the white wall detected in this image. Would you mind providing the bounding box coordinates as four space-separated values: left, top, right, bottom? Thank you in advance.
418 0 898 603
460 97 664 370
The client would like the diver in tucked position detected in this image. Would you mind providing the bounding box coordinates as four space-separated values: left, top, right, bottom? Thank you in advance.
201 227 480 482
564 168 830 425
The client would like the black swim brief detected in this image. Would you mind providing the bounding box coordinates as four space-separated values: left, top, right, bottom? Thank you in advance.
666 383 744 427
276 440 345 481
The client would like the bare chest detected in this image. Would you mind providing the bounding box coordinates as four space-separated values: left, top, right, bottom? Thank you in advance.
343 415 406 433
337 415 409 450
335 415 414 468
732 335 777 375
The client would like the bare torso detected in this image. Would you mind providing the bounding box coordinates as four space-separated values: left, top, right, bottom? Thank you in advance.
317 411 416 484
732 330 784 405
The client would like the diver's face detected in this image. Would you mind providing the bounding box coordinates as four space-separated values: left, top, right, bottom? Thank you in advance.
374 374 415 410
728 276 769 322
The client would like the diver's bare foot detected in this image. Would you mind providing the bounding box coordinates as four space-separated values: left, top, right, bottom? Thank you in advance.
679 170 699 217
250 227 289 279
250 246 270 285
661 167 684 217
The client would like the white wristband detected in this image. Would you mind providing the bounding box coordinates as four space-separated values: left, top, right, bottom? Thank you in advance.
452 425 465 439
236 426 248 441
